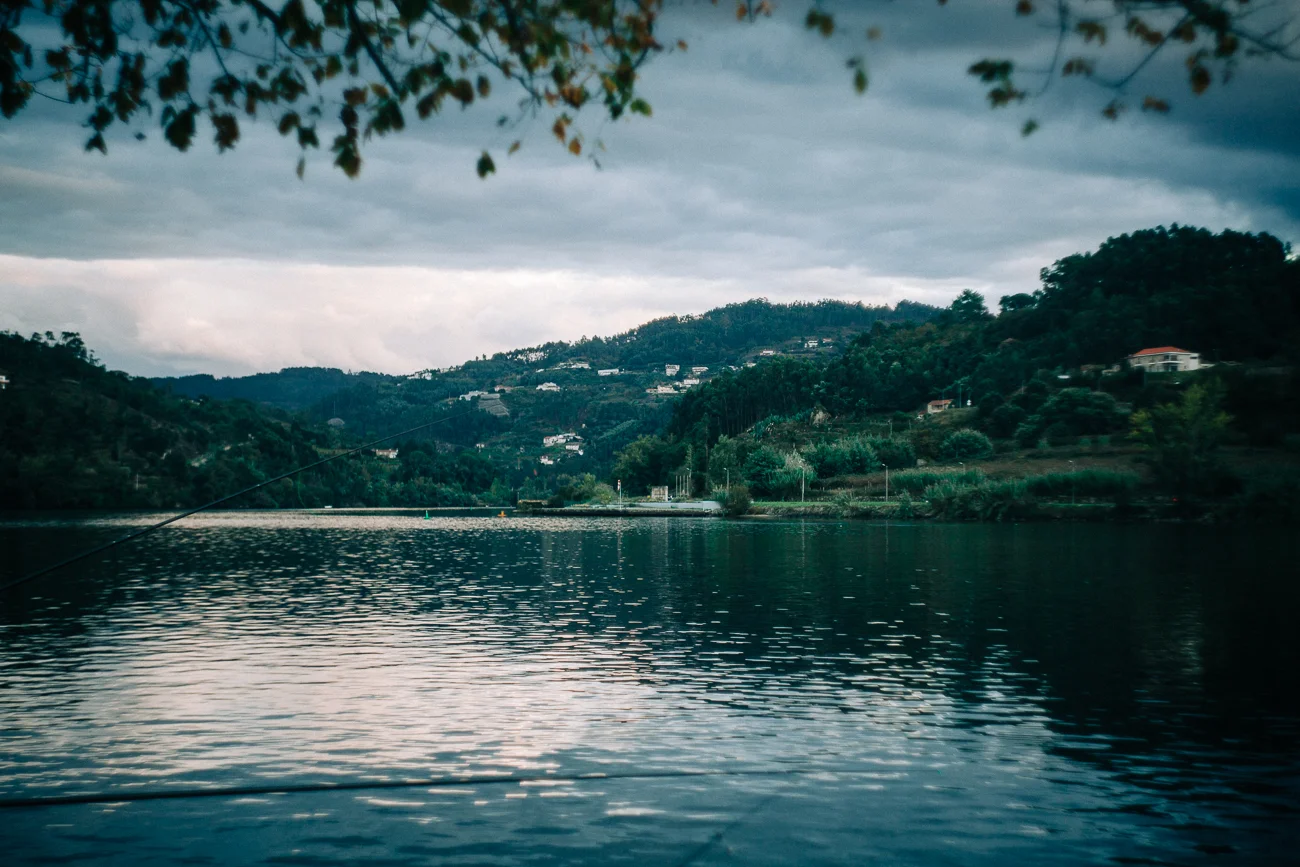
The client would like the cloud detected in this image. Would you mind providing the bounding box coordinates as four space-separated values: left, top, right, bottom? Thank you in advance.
1 5 1296 376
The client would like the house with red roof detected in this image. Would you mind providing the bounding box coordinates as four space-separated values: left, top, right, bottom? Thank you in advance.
926 398 953 414
1126 346 1201 373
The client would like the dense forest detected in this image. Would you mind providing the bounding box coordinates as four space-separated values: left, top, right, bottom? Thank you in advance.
0 332 505 509
4 226 1298 518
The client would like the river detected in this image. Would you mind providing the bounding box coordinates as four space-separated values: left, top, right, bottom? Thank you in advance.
1 514 1297 865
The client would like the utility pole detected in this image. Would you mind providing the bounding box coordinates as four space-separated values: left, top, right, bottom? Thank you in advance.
801 468 806 503
883 463 889 502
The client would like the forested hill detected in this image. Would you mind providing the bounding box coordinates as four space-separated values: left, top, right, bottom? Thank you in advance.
0 332 503 509
152 367 390 411
150 299 938 411
667 226 1299 444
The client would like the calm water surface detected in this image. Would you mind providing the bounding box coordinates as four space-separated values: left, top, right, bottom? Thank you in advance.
1 514 1297 865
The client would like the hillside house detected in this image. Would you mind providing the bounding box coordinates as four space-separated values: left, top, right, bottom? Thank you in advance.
691 366 708 375
1126 346 1201 372
373 448 399 459
647 385 678 395
927 399 953 414
565 443 583 452
536 382 561 392
539 456 555 466
650 485 669 501
681 378 700 388
805 340 819 349
665 364 680 376
598 368 621 377
0 370 9 390
458 390 489 400
543 432 581 447
759 349 776 357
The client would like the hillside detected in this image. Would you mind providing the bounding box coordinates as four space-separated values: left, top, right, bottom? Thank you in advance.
151 299 936 412
0 333 502 509
153 367 390 411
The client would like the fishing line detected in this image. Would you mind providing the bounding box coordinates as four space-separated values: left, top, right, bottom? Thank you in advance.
0 766 869 810
1 407 485 594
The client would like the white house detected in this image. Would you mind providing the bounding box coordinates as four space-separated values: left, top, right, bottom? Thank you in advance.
926 399 953 414
536 382 561 392
805 340 819 349
647 385 678 395
691 366 708 375
665 364 680 376
373 448 399 459
0 371 9 390
1126 346 1201 372
759 349 776 357
681 378 700 388
458 390 489 401
597 368 621 377
539 456 555 466
543 432 581 447
565 443 582 452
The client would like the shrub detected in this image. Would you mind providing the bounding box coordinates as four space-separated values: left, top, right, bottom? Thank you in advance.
940 429 994 461
986 403 1027 439
1022 470 1139 499
893 491 918 519
888 468 986 495
1037 388 1126 436
743 446 786 496
802 437 879 479
924 478 1038 521
867 436 916 469
721 484 753 517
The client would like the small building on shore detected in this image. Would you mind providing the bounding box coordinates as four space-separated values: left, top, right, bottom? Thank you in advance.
927 399 953 415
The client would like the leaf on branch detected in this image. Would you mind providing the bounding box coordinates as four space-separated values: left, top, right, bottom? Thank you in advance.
1015 1 1035 17
1101 99 1124 120
212 112 240 152
476 150 495 178
1188 62 1211 94
628 98 652 117
968 59 1014 83
854 67 868 95
278 112 300 135
164 105 198 151
508 140 521 155
805 9 835 38
1141 96 1170 113
568 138 581 155
1061 57 1095 77
866 27 882 41
1075 21 1107 45
1021 119 1039 136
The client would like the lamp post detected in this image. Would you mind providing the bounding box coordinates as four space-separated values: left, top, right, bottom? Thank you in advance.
882 463 889 503
1068 459 1075 506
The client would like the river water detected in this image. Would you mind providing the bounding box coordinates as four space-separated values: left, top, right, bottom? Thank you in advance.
1 514 1297 865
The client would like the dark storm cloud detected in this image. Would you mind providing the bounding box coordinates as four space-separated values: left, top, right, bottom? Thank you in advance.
1 3 1296 375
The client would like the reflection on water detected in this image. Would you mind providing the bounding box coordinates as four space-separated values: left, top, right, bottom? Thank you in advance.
1 514 1298 865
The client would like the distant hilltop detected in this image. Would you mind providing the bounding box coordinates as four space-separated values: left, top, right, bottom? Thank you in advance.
150 298 939 411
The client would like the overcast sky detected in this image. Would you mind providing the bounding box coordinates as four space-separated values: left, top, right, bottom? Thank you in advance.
2 2 1297 377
